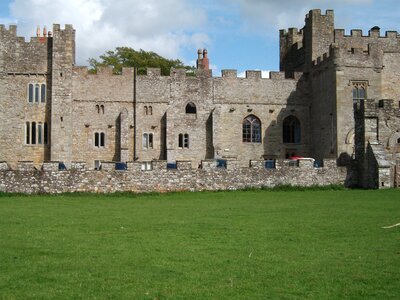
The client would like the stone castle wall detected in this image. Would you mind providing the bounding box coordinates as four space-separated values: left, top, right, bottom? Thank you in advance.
0 159 347 194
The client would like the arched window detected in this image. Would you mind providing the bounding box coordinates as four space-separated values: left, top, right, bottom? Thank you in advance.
100 105 104 114
143 133 154 149
283 115 301 144
94 132 105 148
185 102 196 114
144 106 148 115
35 84 40 103
96 105 100 113
149 106 152 115
397 137 400 144
28 84 34 103
352 82 367 109
242 115 261 143
40 84 46 103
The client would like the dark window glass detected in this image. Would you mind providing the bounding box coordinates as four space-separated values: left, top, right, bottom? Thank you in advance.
38 123 42 144
95 132 99 147
28 84 34 103
44 123 48 145
149 133 153 148
283 116 301 144
100 132 105 147
35 84 39 103
185 102 197 114
41 84 46 103
31 122 36 144
26 122 30 144
178 134 183 148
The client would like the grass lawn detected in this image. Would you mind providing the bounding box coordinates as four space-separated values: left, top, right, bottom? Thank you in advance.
0 189 399 299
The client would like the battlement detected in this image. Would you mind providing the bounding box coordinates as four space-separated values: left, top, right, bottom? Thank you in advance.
305 9 334 20
219 70 302 80
334 28 399 39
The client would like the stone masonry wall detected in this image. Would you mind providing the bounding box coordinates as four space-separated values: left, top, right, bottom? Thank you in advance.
0 159 347 194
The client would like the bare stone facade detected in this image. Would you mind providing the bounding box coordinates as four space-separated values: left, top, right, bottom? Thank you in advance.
0 9 399 192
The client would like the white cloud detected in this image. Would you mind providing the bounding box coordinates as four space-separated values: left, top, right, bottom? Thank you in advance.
9 0 210 65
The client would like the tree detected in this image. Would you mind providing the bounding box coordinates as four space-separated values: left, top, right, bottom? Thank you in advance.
88 47 195 75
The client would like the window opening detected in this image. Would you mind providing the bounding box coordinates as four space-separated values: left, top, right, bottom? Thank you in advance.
185 102 197 114
242 115 261 143
44 123 48 144
26 122 30 144
35 84 39 103
38 123 43 144
283 116 301 144
149 106 152 115
31 122 36 144
40 84 46 103
28 84 34 103
352 82 367 109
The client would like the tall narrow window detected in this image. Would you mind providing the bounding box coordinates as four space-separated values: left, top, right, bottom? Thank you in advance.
31 122 36 144
35 84 39 103
26 122 30 144
96 105 100 113
144 106 148 115
185 102 196 114
38 123 43 144
283 116 301 144
94 132 99 147
178 134 183 148
28 84 34 103
149 106 152 115
40 84 46 103
100 132 105 147
100 105 104 114
44 123 48 145
242 115 261 143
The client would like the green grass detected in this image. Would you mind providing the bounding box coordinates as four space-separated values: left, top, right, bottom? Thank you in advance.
0 189 399 299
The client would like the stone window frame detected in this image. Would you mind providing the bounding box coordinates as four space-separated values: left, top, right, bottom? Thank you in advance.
178 133 189 148
27 82 46 104
282 115 301 144
242 115 261 143
25 121 48 145
142 132 154 150
94 131 105 148
144 105 153 115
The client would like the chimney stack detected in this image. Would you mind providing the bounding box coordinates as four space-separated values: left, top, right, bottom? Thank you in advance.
43 26 47 37
36 26 40 37
196 48 210 70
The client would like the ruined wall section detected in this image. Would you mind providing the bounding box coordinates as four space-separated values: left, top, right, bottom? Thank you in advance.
212 71 310 163
71 67 135 168
0 25 51 168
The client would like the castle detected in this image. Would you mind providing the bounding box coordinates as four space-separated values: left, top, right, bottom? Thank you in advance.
0 9 399 191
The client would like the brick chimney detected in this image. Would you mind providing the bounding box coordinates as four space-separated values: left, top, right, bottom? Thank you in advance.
196 48 209 70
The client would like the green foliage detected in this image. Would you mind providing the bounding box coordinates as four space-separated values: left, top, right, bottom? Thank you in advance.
1 190 399 299
88 47 195 75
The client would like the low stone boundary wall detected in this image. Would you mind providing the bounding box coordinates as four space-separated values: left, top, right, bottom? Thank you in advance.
0 159 347 194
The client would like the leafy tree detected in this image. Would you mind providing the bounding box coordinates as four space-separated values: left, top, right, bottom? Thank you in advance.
88 47 195 75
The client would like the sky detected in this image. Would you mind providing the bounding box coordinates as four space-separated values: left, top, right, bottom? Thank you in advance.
1 0 399 76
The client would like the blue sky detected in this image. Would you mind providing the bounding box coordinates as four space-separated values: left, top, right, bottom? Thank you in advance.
1 0 399 76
